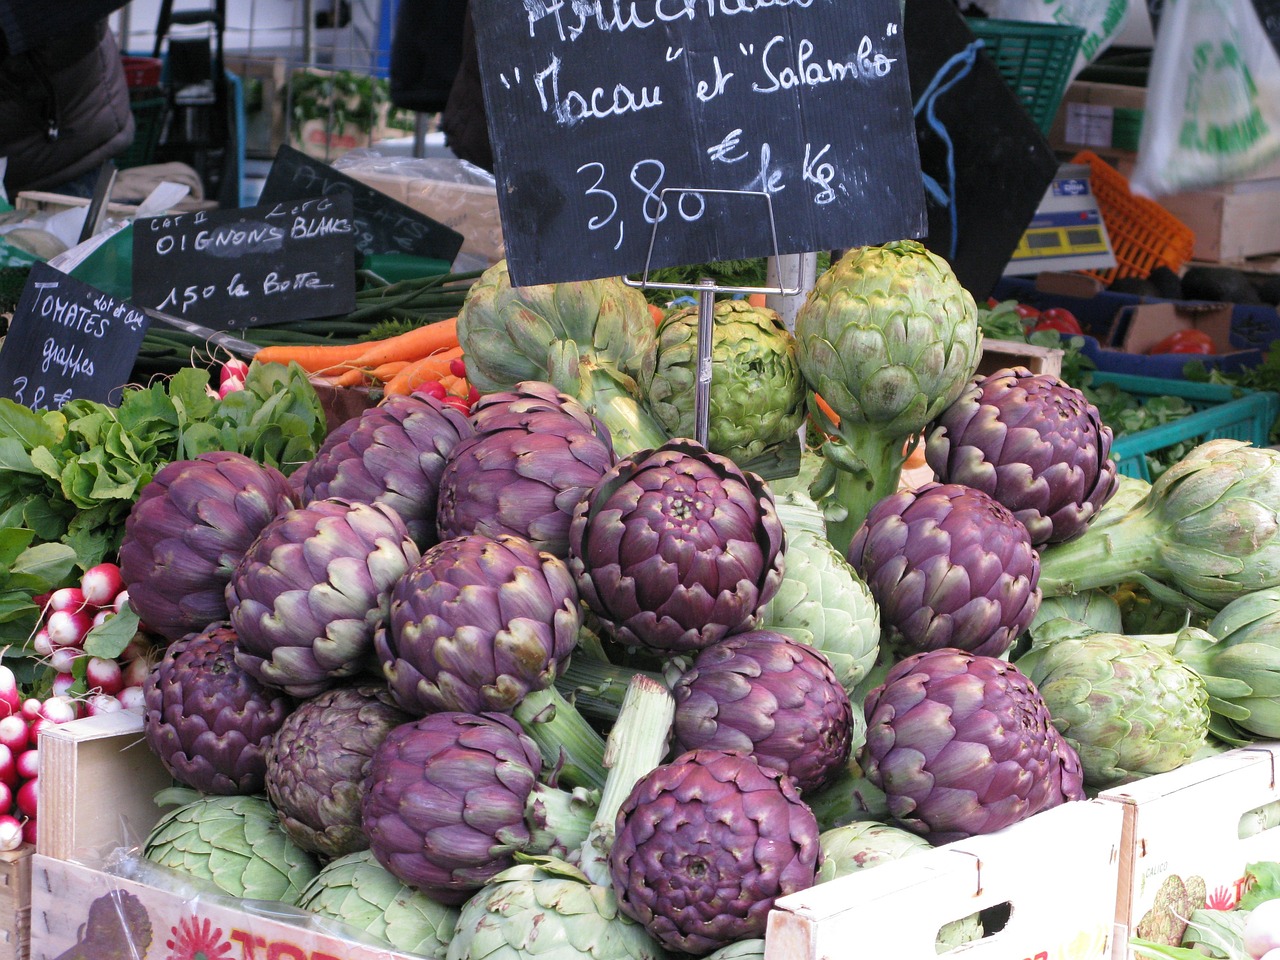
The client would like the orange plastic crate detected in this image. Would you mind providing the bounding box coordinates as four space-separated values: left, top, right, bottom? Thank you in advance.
1072 150 1195 284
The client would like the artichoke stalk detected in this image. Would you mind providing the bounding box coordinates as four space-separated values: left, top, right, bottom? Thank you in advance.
445 675 675 960
1038 440 1280 610
794 240 981 552
457 260 666 456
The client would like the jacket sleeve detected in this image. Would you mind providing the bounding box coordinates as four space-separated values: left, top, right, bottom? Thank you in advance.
0 0 131 58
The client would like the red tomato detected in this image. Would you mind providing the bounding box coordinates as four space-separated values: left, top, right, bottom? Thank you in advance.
1146 329 1216 354
1032 308 1084 335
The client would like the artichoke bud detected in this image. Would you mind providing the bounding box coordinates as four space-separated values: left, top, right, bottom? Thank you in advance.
547 338 590 402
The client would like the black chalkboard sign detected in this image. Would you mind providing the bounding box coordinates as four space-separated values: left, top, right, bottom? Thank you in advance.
1252 0 1280 52
0 262 150 409
905 0 1060 300
131 193 358 329
259 145 465 264
470 0 925 287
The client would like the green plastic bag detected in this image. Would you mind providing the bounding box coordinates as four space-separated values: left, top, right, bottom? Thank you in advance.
66 222 135 301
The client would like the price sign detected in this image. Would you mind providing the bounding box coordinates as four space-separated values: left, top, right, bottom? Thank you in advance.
259 145 466 263
131 193 358 329
471 0 926 287
0 263 150 409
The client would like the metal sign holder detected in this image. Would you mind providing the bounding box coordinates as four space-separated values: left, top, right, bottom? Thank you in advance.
624 188 801 447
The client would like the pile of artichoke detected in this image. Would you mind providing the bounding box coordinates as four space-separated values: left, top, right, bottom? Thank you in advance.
115 244 1280 959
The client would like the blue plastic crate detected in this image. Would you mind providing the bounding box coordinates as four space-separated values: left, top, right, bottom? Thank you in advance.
1098 371 1279 481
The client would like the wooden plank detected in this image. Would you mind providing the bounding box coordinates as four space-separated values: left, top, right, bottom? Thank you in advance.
36 712 172 864
765 799 1122 960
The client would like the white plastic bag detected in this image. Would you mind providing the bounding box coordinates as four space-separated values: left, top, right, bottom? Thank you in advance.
964 0 1131 77
1130 0 1280 196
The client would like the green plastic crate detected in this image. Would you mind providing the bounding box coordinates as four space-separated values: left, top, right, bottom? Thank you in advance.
966 17 1085 136
1100 371 1280 482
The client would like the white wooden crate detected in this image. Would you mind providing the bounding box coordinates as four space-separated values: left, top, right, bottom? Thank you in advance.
766 799 1123 960
1099 743 1280 955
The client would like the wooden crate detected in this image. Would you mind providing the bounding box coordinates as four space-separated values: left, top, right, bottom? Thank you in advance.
1099 743 1280 956
978 338 1064 379
0 847 32 960
765 799 1124 960
1160 179 1280 262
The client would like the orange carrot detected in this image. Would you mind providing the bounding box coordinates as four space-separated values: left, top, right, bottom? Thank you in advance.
648 303 665 325
371 360 411 382
383 353 459 397
327 366 370 387
748 293 767 308
814 393 840 428
255 341 375 373
344 318 458 370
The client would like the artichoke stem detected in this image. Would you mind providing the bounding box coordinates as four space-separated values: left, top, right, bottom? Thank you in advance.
514 686 609 793
823 429 909 555
524 782 597 860
587 368 668 457
557 658 662 723
1037 509 1162 597
577 674 675 886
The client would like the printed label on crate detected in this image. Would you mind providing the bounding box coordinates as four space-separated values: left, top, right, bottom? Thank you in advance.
131 194 357 329
469 0 926 287
259 145 465 264
0 263 150 410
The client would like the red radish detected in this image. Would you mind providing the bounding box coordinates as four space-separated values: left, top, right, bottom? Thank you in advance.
91 608 112 629
15 748 37 781
26 716 48 744
15 779 36 819
0 664 18 719
85 657 123 696
0 782 12 814
113 589 131 615
45 608 92 649
48 586 89 613
120 657 151 689
118 686 146 712
0 814 22 852
218 375 246 398
21 819 35 845
220 357 250 384
31 628 53 658
39 696 77 725
0 717 27 754
48 647 85 675
120 634 150 662
79 562 124 607
19 699 40 722
50 672 76 700
0 746 14 787
86 694 123 716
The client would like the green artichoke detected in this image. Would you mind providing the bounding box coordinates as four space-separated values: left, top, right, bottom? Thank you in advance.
794 239 981 552
296 849 459 958
643 299 804 464
1039 439 1280 610
457 260 665 456
1016 631 1210 788
143 791 320 904
703 940 764 960
758 491 879 695
265 682 411 858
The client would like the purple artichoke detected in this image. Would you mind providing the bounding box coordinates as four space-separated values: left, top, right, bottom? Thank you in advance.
436 382 616 558
375 533 580 715
861 648 1086 843
265 682 412 857
228 497 421 698
120 451 298 640
672 631 855 793
925 366 1118 546
568 439 785 656
362 712 592 905
610 749 821 955
847 482 1041 659
300 393 473 548
142 622 295 795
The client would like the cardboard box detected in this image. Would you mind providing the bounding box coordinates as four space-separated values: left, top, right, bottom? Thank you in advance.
226 55 288 160
1160 180 1280 262
978 338 1064 379
1109 301 1236 356
766 799 1124 960
32 712 432 960
1100 744 1280 955
1048 81 1146 167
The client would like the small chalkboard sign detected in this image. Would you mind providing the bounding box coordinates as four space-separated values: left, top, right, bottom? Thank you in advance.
259 145 465 264
905 0 1061 300
470 0 925 287
131 193 358 329
0 262 150 409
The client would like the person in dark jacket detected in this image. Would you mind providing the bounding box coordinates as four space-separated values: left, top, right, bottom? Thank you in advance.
389 0 493 172
0 2 134 199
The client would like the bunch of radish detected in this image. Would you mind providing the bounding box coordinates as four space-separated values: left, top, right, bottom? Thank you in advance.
207 356 250 400
29 561 156 717
0 665 78 850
